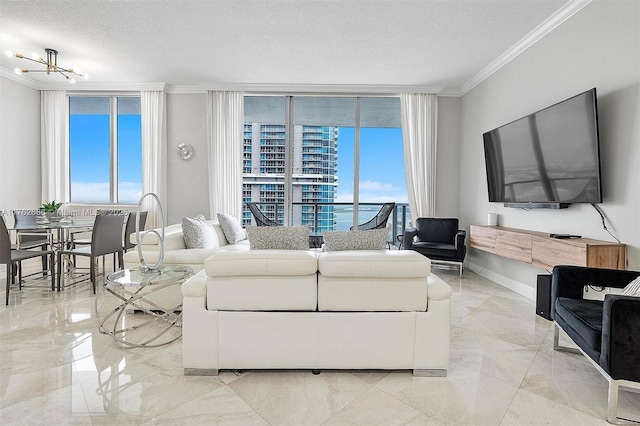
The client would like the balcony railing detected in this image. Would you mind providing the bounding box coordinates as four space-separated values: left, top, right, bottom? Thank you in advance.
242 202 412 246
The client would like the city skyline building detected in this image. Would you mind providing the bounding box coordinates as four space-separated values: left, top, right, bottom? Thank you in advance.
242 123 339 232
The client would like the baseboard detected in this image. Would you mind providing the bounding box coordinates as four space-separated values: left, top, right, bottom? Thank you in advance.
467 261 537 301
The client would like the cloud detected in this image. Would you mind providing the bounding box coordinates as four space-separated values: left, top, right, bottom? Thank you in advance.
358 180 401 192
70 181 142 204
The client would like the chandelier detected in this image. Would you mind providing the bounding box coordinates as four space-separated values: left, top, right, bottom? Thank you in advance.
5 48 88 83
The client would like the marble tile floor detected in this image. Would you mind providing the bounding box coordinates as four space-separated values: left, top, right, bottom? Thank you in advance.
1 259 639 425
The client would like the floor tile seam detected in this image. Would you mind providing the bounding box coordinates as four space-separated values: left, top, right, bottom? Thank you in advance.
223 380 278 426
506 387 609 424
496 339 546 425
317 384 373 426
371 381 443 424
518 328 612 418
136 383 235 425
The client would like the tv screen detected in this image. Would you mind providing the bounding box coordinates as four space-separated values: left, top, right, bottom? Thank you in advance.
483 88 602 206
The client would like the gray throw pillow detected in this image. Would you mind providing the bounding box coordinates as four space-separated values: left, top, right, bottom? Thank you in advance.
246 225 310 250
216 213 246 244
622 276 640 297
323 228 389 251
182 215 219 249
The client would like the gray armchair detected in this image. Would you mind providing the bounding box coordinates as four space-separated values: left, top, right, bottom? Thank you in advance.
552 265 640 423
402 218 466 277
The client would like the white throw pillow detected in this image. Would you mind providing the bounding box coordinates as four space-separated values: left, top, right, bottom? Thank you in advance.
322 228 389 251
182 215 219 249
246 225 310 250
622 276 640 297
216 213 246 244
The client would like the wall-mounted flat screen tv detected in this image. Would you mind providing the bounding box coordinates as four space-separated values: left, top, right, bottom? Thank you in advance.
483 88 602 208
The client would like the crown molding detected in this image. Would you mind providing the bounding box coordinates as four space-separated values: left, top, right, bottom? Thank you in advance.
0 68 40 89
39 82 167 92
458 0 593 96
192 83 444 95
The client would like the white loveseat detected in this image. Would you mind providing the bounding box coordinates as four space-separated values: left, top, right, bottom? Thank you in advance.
181 249 452 376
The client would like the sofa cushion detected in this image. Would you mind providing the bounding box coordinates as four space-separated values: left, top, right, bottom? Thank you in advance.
217 213 246 244
317 251 431 312
318 250 430 278
204 249 318 311
246 225 309 250
555 297 603 362
411 242 458 260
322 228 389 251
182 215 220 249
204 249 318 277
207 275 318 311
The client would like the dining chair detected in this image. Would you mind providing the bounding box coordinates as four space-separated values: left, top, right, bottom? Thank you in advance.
123 211 148 251
1 216 55 305
56 213 126 294
13 210 51 275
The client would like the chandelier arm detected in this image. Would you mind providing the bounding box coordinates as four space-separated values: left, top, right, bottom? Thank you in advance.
9 48 85 81
16 55 47 66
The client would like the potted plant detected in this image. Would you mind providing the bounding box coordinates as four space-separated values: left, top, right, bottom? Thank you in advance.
40 201 64 222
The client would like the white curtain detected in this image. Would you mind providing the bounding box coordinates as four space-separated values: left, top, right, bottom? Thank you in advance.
401 93 438 219
206 91 244 219
41 90 68 204
141 90 167 229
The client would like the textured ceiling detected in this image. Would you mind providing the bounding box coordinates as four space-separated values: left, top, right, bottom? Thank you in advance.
0 0 574 92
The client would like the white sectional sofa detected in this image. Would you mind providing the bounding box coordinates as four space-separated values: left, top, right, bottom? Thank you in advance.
181 249 452 376
123 220 249 273
122 220 249 308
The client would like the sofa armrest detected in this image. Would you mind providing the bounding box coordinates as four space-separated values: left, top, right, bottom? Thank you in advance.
403 228 418 250
600 294 640 382
427 274 452 301
181 270 208 299
454 230 466 250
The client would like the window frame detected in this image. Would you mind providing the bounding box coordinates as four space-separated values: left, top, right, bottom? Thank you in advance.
67 93 142 204
242 93 403 228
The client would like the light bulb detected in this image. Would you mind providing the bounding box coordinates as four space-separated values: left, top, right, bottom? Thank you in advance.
5 50 14 57
69 78 76 83
14 67 21 74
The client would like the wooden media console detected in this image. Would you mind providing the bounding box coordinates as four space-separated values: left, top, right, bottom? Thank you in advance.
469 225 626 270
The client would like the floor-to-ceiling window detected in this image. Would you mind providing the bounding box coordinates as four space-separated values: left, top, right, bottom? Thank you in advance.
242 95 407 239
69 96 142 204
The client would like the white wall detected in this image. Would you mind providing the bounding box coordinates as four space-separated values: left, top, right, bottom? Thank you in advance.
166 92 209 224
0 76 41 210
436 96 461 217
459 0 640 295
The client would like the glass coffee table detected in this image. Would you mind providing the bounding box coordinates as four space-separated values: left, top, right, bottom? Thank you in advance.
96 265 193 348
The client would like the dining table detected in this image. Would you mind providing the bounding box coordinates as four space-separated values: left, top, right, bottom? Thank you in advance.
9 216 95 251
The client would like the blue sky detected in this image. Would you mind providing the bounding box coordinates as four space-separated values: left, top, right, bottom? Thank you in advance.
69 113 142 203
70 112 406 205
336 127 407 203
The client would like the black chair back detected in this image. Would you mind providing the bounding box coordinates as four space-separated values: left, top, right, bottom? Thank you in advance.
353 202 395 231
416 218 460 244
247 203 280 226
